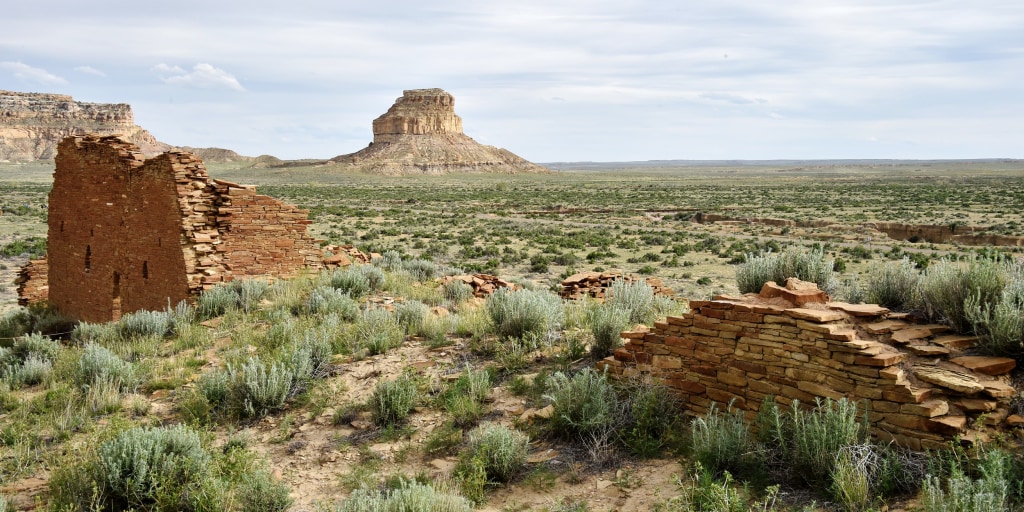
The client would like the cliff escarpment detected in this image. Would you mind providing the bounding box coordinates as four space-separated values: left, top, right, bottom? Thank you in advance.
0 90 169 161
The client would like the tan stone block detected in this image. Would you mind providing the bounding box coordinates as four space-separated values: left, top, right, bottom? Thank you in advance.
717 371 748 388
902 400 949 418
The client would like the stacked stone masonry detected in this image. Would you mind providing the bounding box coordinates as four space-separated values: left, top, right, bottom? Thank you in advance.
598 279 1018 450
19 134 322 322
560 270 674 300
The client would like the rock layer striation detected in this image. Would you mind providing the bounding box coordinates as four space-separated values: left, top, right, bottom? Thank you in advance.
330 88 547 175
0 90 169 161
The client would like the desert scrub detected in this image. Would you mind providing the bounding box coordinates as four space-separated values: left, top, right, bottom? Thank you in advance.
115 309 174 339
305 285 360 320
324 264 385 297
442 279 474 307
920 448 1010 512
544 368 618 439
619 380 682 458
326 480 472 512
965 264 1024 358
606 279 656 324
349 306 404 356
864 257 921 311
75 342 137 391
197 278 270 318
735 246 839 296
690 401 762 480
371 373 418 427
462 423 529 483
214 356 295 419
440 365 492 427
587 305 630 358
0 333 60 388
485 288 564 339
395 300 430 335
919 257 1011 333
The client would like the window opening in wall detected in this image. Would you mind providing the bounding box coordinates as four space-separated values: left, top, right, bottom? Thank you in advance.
60 220 64 232
142 261 149 279
157 237 161 247
112 272 122 319
90 228 94 237
113 272 120 298
85 245 91 272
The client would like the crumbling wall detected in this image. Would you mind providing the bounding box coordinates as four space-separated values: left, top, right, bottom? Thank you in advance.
14 259 48 306
598 279 1017 450
20 134 323 322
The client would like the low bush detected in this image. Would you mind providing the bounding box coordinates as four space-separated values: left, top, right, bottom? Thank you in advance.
75 343 136 391
587 305 630 358
370 374 418 427
919 257 1009 333
690 401 761 480
463 423 529 483
735 246 839 296
116 309 174 339
326 264 386 298
965 266 1024 359
606 280 656 325
544 368 618 439
306 285 360 320
864 257 921 311
619 380 682 458
443 280 474 307
485 288 564 339
350 306 404 356
920 449 1010 512
227 356 294 419
395 300 430 335
328 480 472 512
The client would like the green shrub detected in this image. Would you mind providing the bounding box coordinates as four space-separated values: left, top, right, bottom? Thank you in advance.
402 259 440 282
606 280 656 325
371 374 418 427
966 270 1024 358
920 449 1010 512
864 257 921 310
75 343 136 391
735 246 839 296
395 300 430 335
351 306 404 356
329 480 472 512
116 309 174 339
306 285 360 320
96 424 211 510
619 380 681 458
1 333 60 388
442 365 491 426
0 308 34 339
790 398 865 489
11 332 60 362
830 446 873 512
690 401 761 480
239 470 293 512
442 280 474 306
544 368 618 438
198 283 241 318
9 356 52 387
485 288 564 339
587 305 630 358
71 321 117 345
227 356 294 418
463 423 529 483
919 257 1010 333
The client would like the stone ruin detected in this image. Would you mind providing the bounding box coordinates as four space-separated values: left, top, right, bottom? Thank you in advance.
560 270 674 301
329 88 549 175
599 279 1019 449
16 134 323 322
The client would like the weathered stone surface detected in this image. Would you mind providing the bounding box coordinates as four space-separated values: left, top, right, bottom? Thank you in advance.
560 270 673 300
906 345 951 356
329 88 548 175
785 308 846 323
0 90 169 161
865 319 911 334
930 335 978 350
759 280 828 305
827 302 889 317
949 356 1016 376
440 274 516 298
891 325 949 344
913 366 984 394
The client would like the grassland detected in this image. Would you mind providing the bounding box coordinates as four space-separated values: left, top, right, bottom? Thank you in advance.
1 160 1023 511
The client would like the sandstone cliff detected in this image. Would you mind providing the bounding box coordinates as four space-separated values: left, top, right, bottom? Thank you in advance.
0 90 170 161
330 88 548 175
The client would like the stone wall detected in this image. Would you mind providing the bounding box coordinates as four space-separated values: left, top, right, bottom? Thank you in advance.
14 259 48 306
20 134 322 322
598 279 1018 450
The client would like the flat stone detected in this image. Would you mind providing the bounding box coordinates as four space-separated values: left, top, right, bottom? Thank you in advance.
785 308 846 323
957 398 998 413
906 344 951 356
865 319 910 334
982 380 1016 399
949 356 1016 376
1006 414 1024 427
902 399 949 418
913 366 984 394
828 302 890 317
931 335 978 350
759 281 828 306
855 352 906 367
891 325 949 344
924 415 967 436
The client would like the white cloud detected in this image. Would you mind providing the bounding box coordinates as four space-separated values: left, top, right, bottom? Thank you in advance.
74 65 106 77
152 63 244 91
0 61 66 85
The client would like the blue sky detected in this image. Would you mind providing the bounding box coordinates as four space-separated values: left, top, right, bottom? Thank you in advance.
2 0 1022 161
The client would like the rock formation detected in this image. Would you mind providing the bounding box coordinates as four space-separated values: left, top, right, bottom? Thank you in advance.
330 88 548 175
0 90 170 161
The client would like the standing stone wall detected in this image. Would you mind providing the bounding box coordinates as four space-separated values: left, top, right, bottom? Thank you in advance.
598 279 1018 450
20 134 322 322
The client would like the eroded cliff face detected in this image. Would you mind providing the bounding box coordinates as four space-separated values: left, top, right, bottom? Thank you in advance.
0 90 170 161
331 88 548 175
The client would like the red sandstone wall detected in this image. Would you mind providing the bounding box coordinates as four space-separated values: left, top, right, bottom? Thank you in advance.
599 280 1017 450
15 258 48 306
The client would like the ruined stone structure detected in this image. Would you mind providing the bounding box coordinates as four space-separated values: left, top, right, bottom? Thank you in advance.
0 90 169 161
330 88 549 175
599 279 1018 450
560 270 674 300
17 135 322 322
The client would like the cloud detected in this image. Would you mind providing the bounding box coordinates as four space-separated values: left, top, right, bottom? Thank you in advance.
152 62 244 91
0 61 67 85
74 65 106 77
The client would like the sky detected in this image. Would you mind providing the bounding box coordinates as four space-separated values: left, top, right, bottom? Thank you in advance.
2 0 1022 162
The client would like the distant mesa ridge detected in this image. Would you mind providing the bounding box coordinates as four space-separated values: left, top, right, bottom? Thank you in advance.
0 89 170 161
330 88 548 175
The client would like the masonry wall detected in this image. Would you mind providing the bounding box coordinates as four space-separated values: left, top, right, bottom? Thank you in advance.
598 280 1018 450
25 134 323 322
